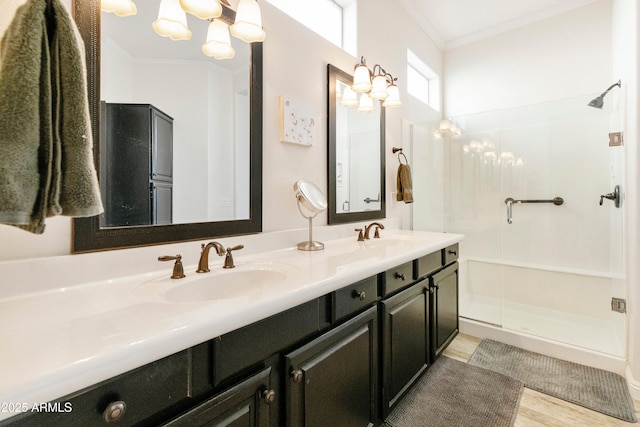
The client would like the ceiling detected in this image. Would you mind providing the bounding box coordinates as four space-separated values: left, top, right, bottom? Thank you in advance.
396 0 602 50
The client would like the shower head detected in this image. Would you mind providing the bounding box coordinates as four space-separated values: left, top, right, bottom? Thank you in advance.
587 80 621 109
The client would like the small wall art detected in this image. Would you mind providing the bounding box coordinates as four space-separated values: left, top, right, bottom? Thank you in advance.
280 96 316 146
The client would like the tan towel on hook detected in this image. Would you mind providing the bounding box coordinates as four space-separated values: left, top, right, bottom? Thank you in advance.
396 163 414 203
0 0 103 234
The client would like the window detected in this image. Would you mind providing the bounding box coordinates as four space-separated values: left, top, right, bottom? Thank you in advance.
407 49 439 111
265 0 356 55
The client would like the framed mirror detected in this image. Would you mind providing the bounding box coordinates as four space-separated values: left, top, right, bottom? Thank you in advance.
71 0 262 252
327 64 385 224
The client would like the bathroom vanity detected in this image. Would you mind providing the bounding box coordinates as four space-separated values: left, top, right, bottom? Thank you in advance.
0 230 461 426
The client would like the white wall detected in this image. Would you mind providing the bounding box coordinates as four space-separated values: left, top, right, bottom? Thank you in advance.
0 1 441 261
444 0 612 116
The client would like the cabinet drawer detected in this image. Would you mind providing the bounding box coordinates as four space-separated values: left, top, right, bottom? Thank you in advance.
443 243 459 266
212 299 320 387
3 351 192 427
332 276 378 322
381 261 414 296
415 251 441 279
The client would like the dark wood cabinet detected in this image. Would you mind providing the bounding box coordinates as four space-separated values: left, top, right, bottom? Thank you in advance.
100 103 173 227
429 261 459 362
163 366 277 427
380 279 429 417
2 249 460 427
285 307 378 427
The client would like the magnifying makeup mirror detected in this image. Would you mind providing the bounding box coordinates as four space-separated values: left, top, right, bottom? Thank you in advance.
294 179 328 251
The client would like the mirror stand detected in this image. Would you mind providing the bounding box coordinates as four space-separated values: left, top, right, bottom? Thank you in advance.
293 179 327 251
296 205 324 251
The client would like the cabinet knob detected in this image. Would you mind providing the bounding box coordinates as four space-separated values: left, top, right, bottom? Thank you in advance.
394 272 406 281
103 401 126 423
352 290 366 301
262 389 276 404
290 369 303 383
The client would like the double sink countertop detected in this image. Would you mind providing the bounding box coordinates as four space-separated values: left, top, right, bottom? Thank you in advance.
0 227 463 421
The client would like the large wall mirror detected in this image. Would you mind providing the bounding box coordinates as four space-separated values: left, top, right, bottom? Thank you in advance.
72 0 262 252
327 64 385 224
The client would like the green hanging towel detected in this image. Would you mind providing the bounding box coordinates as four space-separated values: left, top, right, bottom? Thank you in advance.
0 0 103 234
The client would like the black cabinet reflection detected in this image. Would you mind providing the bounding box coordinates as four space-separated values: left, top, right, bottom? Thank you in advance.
100 103 173 227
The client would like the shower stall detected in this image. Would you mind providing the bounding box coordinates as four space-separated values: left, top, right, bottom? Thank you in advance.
411 93 626 360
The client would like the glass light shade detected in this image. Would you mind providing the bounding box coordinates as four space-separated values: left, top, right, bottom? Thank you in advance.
180 0 222 19
341 86 358 107
352 64 372 93
202 20 235 60
382 83 402 107
230 0 266 43
152 0 192 41
439 119 451 133
101 0 137 16
358 93 375 113
369 74 389 100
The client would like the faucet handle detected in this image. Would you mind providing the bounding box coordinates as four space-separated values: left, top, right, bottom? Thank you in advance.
355 228 364 242
223 245 244 269
158 255 186 279
373 226 381 239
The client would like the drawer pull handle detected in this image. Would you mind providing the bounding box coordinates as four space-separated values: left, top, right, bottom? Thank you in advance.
103 401 126 423
394 272 406 281
352 290 366 301
290 369 303 383
448 250 458 256
262 389 276 404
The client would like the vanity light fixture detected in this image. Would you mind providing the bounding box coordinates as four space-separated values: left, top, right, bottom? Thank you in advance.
230 0 267 43
352 57 372 93
350 56 402 108
101 0 137 17
153 0 192 41
180 0 222 20
202 19 235 59
341 85 358 107
358 93 375 113
382 81 402 107
107 0 266 60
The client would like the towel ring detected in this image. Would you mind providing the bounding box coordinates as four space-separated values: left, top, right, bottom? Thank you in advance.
392 147 408 165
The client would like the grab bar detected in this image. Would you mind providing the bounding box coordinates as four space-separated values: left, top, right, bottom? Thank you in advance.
505 197 564 224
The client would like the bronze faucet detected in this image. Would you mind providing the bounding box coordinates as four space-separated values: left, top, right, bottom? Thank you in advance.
363 222 384 239
158 254 186 279
223 245 244 269
196 242 226 273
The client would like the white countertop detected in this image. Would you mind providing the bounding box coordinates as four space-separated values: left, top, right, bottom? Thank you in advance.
0 227 462 421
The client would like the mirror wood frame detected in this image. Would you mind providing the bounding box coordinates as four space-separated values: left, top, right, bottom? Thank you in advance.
71 0 263 253
327 64 385 224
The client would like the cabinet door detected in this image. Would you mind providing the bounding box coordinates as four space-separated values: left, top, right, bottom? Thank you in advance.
285 307 377 427
163 366 276 427
430 262 459 361
151 108 173 182
151 182 173 225
380 280 429 417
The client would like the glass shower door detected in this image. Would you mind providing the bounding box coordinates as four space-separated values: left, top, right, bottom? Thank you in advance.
498 96 625 356
413 93 625 356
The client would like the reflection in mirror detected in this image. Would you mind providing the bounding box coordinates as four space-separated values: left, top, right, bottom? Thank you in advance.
71 0 262 252
100 2 250 227
327 64 385 224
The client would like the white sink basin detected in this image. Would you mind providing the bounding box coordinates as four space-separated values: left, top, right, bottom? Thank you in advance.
135 262 300 303
164 269 287 303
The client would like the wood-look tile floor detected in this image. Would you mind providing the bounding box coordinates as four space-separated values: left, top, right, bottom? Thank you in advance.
442 334 640 427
